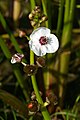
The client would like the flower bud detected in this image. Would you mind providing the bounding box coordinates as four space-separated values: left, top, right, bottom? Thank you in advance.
31 91 42 100
36 57 46 67
31 10 36 15
35 8 41 13
11 53 24 64
41 16 48 22
35 6 40 11
27 101 39 115
46 90 58 105
23 64 38 76
29 13 33 20
18 30 26 37
30 21 36 27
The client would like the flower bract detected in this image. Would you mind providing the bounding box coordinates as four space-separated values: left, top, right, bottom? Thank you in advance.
29 27 59 56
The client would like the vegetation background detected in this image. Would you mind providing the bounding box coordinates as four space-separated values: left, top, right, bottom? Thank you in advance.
0 0 80 120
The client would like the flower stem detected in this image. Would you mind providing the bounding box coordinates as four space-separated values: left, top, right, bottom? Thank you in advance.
41 0 48 27
59 0 76 106
25 35 30 40
30 0 35 10
30 50 51 120
56 0 65 37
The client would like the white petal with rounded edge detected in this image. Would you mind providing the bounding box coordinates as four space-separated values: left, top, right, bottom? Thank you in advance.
45 34 59 53
11 57 16 64
30 27 50 41
29 40 46 56
29 27 59 56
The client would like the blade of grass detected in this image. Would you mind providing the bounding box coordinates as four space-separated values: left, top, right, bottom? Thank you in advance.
0 89 28 118
0 36 29 101
47 0 52 29
66 110 69 120
52 111 78 119
41 0 48 27
0 12 22 53
56 0 65 37
12 110 17 120
0 116 4 120
3 105 7 120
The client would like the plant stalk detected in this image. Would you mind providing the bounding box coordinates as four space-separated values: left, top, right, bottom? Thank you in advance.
30 50 51 120
59 0 76 106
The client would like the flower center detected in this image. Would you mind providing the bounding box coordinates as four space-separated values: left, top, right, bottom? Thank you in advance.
39 36 47 45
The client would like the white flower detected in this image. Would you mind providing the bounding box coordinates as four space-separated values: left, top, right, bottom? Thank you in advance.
29 27 59 56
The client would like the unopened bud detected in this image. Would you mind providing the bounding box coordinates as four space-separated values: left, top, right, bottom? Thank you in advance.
18 30 26 37
35 8 41 13
29 13 33 20
36 57 46 67
31 10 36 15
27 101 39 115
11 53 24 64
42 16 48 22
46 90 58 105
30 21 36 27
23 64 38 76
31 91 42 100
35 6 40 10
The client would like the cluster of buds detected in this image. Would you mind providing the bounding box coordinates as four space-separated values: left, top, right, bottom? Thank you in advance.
27 90 58 115
46 90 58 114
11 53 46 76
18 30 26 38
31 91 42 101
29 6 48 27
27 91 42 115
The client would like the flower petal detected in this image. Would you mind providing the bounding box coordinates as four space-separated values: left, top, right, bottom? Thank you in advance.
45 34 59 53
29 40 46 56
30 27 50 40
11 53 24 64
11 57 17 64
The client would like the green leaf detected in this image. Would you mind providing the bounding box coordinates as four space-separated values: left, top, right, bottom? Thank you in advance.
0 89 28 119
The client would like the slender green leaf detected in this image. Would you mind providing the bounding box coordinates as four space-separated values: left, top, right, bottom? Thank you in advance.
0 12 22 53
0 36 29 100
0 89 28 119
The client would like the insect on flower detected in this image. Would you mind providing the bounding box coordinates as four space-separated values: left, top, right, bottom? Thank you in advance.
29 27 59 56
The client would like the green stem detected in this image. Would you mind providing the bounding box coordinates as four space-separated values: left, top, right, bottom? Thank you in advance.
30 0 35 10
64 0 70 23
41 0 48 27
56 0 65 37
59 0 76 106
41 0 50 90
47 0 51 29
30 50 51 120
